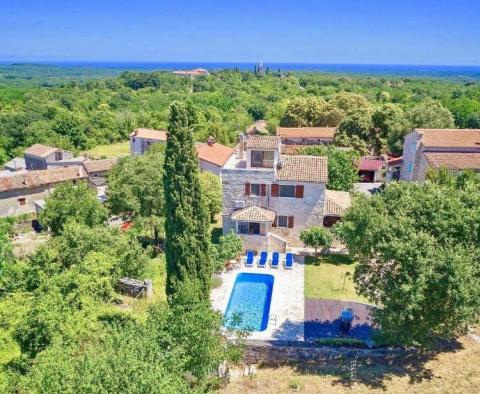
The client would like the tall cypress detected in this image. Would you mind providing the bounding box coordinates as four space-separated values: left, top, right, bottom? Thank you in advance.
163 102 212 299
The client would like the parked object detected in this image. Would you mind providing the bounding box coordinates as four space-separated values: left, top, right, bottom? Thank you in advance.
340 308 354 336
258 251 268 267
116 278 153 298
284 253 294 269
244 250 255 267
271 252 280 268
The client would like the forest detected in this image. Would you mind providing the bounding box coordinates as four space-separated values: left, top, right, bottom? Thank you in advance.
1 63 480 164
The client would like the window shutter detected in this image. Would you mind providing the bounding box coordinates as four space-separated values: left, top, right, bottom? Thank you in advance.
272 216 277 227
261 184 266 196
245 182 250 196
288 216 294 228
295 185 304 198
271 183 279 197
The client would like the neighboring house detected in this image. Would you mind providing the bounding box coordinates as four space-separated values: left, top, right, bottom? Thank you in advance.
0 166 87 217
385 156 403 181
173 68 209 77
129 128 167 155
195 137 234 175
83 158 118 187
3 157 26 172
358 158 385 182
24 144 74 170
276 127 336 145
222 135 350 252
400 128 480 181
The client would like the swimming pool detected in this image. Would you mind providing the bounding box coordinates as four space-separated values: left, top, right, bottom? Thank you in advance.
223 273 274 332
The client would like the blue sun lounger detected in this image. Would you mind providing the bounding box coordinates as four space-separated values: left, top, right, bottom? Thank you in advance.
245 250 254 267
258 251 268 268
284 252 294 269
271 252 280 268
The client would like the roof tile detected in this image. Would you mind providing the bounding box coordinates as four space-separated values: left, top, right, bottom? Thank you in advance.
245 136 281 150
276 155 328 183
231 205 276 222
276 127 336 139
424 152 480 170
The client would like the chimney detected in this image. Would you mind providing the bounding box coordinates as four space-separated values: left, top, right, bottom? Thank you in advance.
207 136 215 146
238 133 246 160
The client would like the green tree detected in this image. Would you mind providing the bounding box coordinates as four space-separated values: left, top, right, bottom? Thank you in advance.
212 231 243 271
407 99 455 129
301 145 359 191
199 171 222 222
280 97 328 127
39 182 108 235
335 181 480 345
330 91 372 115
300 226 333 256
107 145 165 242
163 102 212 299
52 109 88 149
372 103 410 154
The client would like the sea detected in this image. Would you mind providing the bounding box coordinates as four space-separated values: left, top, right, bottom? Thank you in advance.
2 61 480 79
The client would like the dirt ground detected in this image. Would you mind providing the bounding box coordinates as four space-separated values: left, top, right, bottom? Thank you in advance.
221 336 480 393
12 231 49 258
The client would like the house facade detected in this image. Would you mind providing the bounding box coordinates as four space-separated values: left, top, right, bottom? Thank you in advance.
276 127 336 145
222 135 348 252
0 166 87 217
24 144 74 170
130 128 168 155
401 128 480 181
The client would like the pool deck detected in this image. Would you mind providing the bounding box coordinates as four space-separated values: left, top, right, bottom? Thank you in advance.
211 255 305 341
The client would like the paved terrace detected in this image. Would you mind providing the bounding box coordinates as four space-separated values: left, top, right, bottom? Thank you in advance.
210 255 305 341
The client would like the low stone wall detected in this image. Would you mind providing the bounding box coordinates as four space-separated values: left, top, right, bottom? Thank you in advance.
243 341 409 366
116 278 153 298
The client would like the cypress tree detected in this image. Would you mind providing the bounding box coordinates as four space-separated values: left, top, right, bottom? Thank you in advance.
163 102 212 299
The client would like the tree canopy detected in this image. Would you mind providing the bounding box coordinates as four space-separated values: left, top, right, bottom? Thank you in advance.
335 177 480 345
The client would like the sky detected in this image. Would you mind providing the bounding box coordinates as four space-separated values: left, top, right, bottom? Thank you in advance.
1 0 479 65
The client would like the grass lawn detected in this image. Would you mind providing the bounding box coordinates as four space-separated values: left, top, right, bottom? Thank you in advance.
83 141 130 159
304 254 368 303
221 336 480 393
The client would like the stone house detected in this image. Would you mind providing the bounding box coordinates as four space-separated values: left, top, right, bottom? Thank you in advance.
401 128 480 181
0 166 87 217
130 128 168 155
24 144 74 170
358 157 385 182
276 127 336 145
222 135 350 252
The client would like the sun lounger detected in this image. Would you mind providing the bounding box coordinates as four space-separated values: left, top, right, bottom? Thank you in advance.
271 252 280 268
284 253 294 269
258 251 268 268
245 250 254 267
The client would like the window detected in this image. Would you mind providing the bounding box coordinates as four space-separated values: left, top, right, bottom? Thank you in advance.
245 183 266 197
132 138 136 143
273 215 294 228
279 185 295 198
277 215 289 228
251 150 274 168
55 151 63 161
250 184 261 196
17 198 26 206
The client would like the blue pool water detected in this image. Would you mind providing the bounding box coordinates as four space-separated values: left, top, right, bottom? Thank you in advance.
223 273 274 332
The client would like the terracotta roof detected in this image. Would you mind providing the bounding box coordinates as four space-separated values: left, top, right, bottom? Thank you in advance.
24 144 61 158
424 152 480 170
130 128 168 141
83 158 118 174
0 166 87 193
231 205 276 222
359 158 384 171
276 127 336 139
276 155 328 183
416 129 480 149
195 142 234 167
245 136 281 150
324 190 352 216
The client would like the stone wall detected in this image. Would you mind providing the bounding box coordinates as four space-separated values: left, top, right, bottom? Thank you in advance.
0 185 53 217
400 131 420 181
242 342 410 366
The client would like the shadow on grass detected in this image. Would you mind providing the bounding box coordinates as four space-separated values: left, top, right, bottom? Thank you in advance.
295 339 464 390
304 254 354 266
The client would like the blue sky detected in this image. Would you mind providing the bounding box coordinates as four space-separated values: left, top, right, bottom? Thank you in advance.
1 0 479 65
